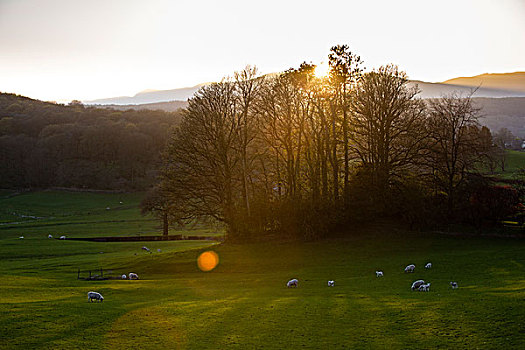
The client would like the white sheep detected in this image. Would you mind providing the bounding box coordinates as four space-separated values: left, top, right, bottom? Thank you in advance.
60 235 66 240
405 264 415 273
376 271 384 277
87 291 104 302
141 246 150 252
121 274 127 279
450 282 458 289
418 283 431 292
425 262 432 269
327 280 335 287
19 236 24 239
129 272 139 280
287 278 298 288
411 279 425 290
48 234 53 239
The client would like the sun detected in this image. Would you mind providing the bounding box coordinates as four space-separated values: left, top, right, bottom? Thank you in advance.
314 61 330 78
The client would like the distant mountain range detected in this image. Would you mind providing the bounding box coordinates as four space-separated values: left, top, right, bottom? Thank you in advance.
88 100 188 112
85 72 525 106
85 84 206 105
443 72 525 93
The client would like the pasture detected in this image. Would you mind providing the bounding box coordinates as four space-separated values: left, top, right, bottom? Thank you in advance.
491 149 525 179
1 191 525 349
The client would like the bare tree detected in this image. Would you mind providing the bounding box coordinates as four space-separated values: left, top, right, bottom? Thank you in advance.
234 65 264 216
351 65 428 203
426 92 486 214
163 81 241 227
328 45 364 206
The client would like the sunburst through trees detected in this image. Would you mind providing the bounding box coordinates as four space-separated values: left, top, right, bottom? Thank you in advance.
153 45 516 241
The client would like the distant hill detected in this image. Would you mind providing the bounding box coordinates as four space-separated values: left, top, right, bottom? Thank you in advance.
93 100 188 112
86 72 525 106
443 72 525 94
81 72 525 138
85 84 206 105
408 80 525 98
473 97 525 138
0 92 181 190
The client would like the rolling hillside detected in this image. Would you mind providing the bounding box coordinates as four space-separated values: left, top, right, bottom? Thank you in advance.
85 84 205 105
474 97 525 137
85 72 525 106
443 72 525 94
409 80 525 98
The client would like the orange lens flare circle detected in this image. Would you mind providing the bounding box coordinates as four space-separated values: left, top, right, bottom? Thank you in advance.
197 251 219 272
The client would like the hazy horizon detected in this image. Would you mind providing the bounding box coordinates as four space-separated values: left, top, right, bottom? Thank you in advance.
1 0 524 102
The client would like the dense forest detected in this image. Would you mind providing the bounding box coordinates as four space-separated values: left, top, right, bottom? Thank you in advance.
144 46 522 241
0 93 181 190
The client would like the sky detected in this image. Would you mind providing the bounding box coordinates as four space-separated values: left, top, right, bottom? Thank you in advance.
0 0 524 102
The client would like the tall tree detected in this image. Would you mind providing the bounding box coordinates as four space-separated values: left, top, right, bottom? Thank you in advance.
426 93 486 215
351 65 427 205
162 81 241 229
328 45 364 205
234 65 263 216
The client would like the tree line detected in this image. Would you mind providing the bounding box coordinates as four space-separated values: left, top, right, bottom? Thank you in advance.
0 93 181 190
147 45 520 240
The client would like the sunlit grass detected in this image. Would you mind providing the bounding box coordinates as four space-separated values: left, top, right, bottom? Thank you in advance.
0 191 524 348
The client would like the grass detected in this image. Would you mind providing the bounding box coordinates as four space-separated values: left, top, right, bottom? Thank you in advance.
1 191 525 349
504 150 525 174
0 190 220 238
487 150 525 179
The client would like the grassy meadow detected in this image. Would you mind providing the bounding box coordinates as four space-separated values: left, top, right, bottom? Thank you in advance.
488 149 525 179
1 191 525 349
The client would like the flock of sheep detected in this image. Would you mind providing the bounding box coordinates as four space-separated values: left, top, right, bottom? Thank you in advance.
87 273 139 302
24 234 461 302
287 262 459 292
89 262 459 302
44 234 66 239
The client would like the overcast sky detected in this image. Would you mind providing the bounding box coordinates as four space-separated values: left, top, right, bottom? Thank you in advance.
1 0 524 102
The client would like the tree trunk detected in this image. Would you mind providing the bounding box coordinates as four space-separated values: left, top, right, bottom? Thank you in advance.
163 212 168 236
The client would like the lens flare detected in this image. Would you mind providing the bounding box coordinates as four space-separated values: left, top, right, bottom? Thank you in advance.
197 251 219 272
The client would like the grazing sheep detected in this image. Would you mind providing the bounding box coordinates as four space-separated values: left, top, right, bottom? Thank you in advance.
87 291 104 302
119 201 123 204
106 207 110 210
141 246 150 252
129 272 139 280
48 234 53 239
418 283 431 292
121 274 127 279
376 271 384 277
327 280 335 287
425 262 432 269
19 236 24 239
411 279 425 290
405 264 415 273
59 235 66 240
450 282 458 289
287 279 298 288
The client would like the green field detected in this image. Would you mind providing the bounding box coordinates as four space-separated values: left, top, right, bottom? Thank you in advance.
1 191 525 349
0 191 219 238
491 150 525 179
